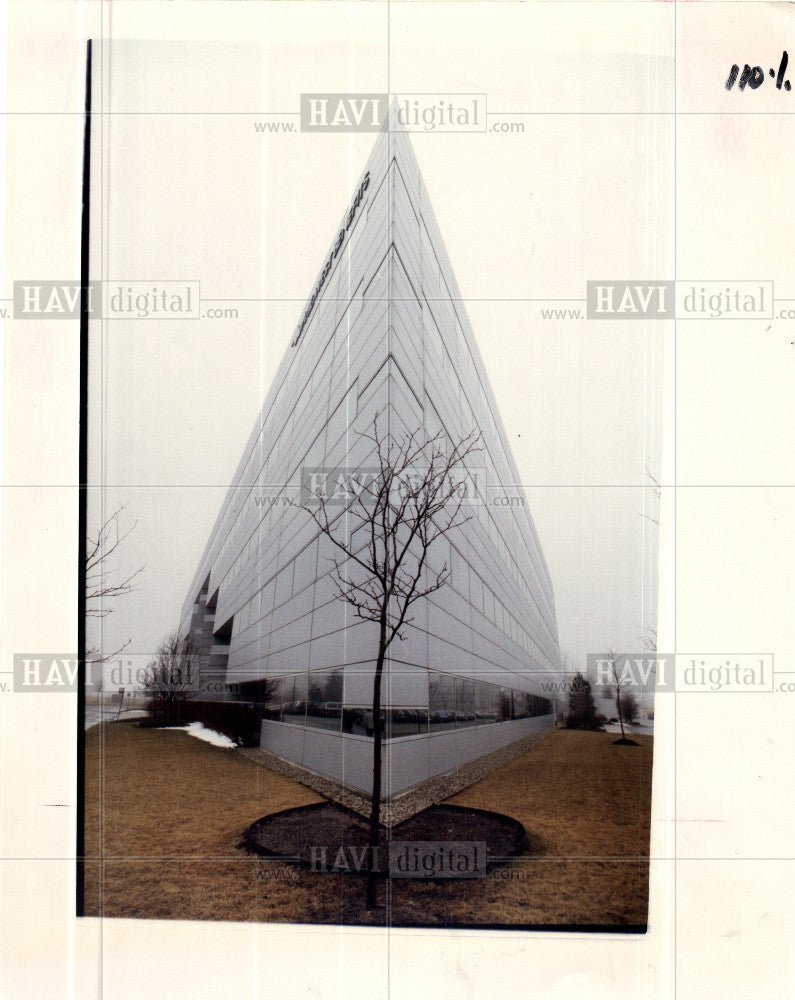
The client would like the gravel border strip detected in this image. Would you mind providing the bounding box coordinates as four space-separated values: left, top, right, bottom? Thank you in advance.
238 722 557 827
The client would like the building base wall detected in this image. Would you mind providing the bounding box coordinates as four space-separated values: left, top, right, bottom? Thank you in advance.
260 714 556 799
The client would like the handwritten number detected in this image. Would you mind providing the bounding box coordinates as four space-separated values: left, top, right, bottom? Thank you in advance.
776 50 789 90
727 53 788 92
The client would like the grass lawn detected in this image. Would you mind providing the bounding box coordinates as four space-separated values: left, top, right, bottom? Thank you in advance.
83 723 652 928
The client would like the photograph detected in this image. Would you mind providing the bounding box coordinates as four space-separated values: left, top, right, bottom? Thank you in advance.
3 3 793 998
80 33 663 931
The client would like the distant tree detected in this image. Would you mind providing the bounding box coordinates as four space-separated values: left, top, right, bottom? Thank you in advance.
619 690 639 725
559 652 574 677
556 651 576 718
566 672 601 731
85 506 145 678
85 507 144 618
142 632 197 726
323 671 344 702
640 465 661 526
604 649 639 742
639 624 658 653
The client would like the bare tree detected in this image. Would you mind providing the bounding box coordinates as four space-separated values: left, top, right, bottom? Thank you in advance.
639 624 657 653
86 506 144 616
302 413 480 910
639 465 661 526
605 649 631 741
85 506 145 669
142 632 197 726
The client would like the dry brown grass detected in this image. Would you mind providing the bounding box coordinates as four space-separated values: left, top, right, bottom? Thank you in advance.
83 722 652 928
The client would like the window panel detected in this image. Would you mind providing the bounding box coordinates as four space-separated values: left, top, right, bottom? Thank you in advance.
474 680 501 724
455 678 478 728
428 671 457 731
273 563 293 606
470 572 484 613
385 708 428 738
450 545 467 596
292 541 317 596
499 687 514 721
262 675 301 723
306 669 343 732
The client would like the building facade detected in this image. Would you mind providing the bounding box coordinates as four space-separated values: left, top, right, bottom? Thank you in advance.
180 116 561 798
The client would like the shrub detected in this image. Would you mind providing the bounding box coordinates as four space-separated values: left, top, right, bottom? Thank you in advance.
565 672 602 731
619 691 639 725
142 632 195 727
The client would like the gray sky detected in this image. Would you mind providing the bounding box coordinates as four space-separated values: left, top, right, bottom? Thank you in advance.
88 38 664 676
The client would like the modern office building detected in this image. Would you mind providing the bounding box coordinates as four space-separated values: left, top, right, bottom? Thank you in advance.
179 113 561 798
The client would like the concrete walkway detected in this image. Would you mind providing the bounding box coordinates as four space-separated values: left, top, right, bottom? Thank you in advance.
239 724 556 827
84 707 149 730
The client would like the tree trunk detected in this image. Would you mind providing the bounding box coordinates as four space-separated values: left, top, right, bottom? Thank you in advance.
365 616 388 910
616 688 626 740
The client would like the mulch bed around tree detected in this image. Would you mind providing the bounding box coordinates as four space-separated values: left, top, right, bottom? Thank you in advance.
243 802 528 877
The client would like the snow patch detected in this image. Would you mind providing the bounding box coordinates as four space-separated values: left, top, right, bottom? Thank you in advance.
161 721 238 749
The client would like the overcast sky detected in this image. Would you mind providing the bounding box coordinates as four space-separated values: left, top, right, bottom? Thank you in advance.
87 30 666 677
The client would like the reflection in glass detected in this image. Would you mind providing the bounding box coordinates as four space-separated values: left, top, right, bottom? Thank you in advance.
282 671 307 726
341 707 428 737
474 679 500 724
343 707 373 737
262 669 553 737
262 674 305 723
514 691 553 718
306 668 343 731
455 678 477 728
386 708 428 738
428 671 457 731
